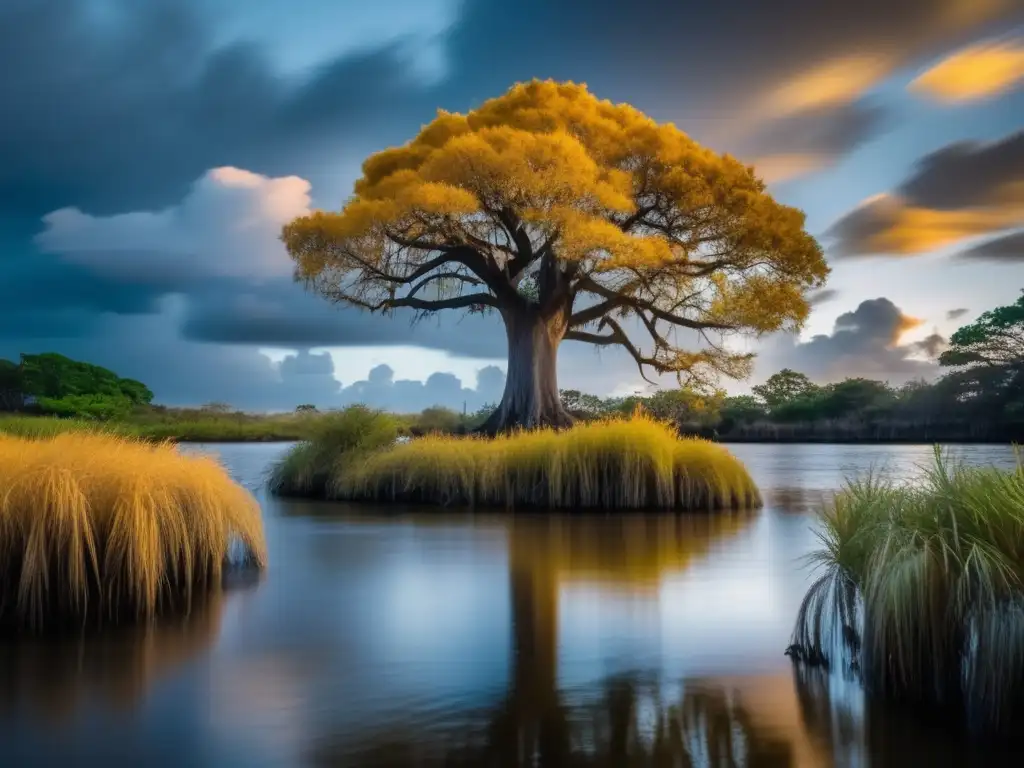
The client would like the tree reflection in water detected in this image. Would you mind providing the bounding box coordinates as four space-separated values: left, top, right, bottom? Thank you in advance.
319 675 802 767
311 512 826 766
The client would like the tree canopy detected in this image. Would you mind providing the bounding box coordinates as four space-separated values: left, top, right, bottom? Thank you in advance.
19 353 153 404
751 369 816 409
938 290 1023 422
1 353 154 420
283 80 828 430
0 359 22 411
939 290 1024 369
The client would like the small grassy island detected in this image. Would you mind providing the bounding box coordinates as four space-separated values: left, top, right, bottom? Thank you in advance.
270 407 760 511
788 448 1024 734
0 431 266 633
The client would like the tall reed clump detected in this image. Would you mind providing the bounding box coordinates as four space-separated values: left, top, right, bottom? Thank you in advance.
268 405 400 498
789 446 1024 734
0 432 266 632
332 411 761 511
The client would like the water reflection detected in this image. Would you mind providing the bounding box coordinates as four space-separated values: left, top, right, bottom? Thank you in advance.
2 442 1019 766
0 592 226 722
761 487 830 515
510 513 750 588
304 511 836 766
313 673 829 766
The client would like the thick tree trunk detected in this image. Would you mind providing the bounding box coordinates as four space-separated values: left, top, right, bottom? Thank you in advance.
479 305 574 434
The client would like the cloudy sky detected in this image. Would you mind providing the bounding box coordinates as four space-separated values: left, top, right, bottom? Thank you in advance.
2 0 1022 411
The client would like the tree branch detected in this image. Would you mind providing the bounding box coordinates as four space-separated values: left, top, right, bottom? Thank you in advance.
380 233 516 303
378 293 499 313
616 204 656 233
574 276 738 331
405 271 483 300
565 318 663 385
569 296 626 328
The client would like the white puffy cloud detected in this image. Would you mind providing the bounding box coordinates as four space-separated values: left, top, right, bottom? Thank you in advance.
35 167 310 284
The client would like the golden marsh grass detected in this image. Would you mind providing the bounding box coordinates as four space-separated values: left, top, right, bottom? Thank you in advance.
329 412 761 510
0 432 266 631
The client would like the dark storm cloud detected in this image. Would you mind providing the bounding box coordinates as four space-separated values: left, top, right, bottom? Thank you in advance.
0 257 166 319
760 298 945 384
446 0 1018 165
448 0 1015 105
898 131 1024 211
808 288 840 307
4 0 1015 223
179 279 506 357
953 230 1024 262
827 131 1024 257
743 101 889 163
0 0 433 219
910 332 948 358
946 307 971 320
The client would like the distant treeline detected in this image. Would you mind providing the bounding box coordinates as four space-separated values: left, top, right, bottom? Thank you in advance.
3 290 1021 444
556 373 1022 444
557 290 1024 444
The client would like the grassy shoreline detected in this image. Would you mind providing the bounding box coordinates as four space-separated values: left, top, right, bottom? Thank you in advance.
3 413 1018 445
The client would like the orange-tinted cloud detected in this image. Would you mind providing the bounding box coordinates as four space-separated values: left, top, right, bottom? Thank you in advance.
911 38 1024 102
894 311 925 344
751 154 830 184
762 55 891 116
830 192 1024 256
828 132 1024 257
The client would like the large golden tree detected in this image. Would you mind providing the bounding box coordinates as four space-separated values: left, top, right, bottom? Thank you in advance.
283 81 829 432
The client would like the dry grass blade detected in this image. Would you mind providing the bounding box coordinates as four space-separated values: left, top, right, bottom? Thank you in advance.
0 432 266 632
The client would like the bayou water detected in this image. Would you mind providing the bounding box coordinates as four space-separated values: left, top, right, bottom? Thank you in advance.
0 443 1019 767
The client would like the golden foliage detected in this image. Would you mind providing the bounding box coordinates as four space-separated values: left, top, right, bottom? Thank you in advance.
330 412 761 511
283 79 829 383
0 432 266 631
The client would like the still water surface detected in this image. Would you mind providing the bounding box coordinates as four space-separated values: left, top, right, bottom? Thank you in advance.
0 443 1019 766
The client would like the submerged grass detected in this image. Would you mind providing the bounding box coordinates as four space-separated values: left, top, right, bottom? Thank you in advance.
274 409 761 511
790 446 1024 733
0 432 266 632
